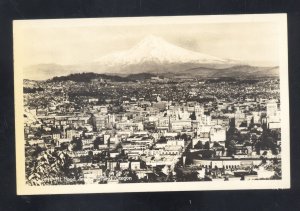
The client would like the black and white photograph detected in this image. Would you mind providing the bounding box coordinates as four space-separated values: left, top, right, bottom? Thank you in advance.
13 14 289 195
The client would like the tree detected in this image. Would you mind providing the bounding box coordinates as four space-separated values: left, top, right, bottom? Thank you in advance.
93 137 102 149
190 111 196 120
213 142 221 147
71 137 83 151
251 134 258 142
261 156 267 164
140 160 147 169
260 130 278 155
166 167 174 182
244 141 252 147
32 145 44 157
229 118 235 128
185 171 199 181
255 141 261 155
73 167 83 180
60 142 69 150
237 133 250 144
201 150 214 159
159 136 167 143
87 151 93 162
175 170 182 182
226 140 236 156
226 127 241 143
204 141 210 150
181 133 188 141
26 150 77 185
273 158 279 165
194 141 203 149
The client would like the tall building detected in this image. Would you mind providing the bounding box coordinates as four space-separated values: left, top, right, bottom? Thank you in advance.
266 100 278 117
266 100 280 125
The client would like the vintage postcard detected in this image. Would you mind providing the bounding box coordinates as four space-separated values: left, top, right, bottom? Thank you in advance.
14 14 289 195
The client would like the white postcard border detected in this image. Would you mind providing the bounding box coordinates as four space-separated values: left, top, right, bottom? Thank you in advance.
14 13 290 195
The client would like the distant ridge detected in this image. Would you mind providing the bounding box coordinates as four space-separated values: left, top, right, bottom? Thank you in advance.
47 72 160 83
44 68 279 84
49 72 133 83
179 65 279 78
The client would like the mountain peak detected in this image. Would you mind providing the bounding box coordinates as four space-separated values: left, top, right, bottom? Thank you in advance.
139 34 165 42
131 35 182 57
97 35 231 68
134 35 167 48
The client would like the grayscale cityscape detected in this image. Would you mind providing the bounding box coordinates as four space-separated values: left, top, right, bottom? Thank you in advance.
21 23 282 186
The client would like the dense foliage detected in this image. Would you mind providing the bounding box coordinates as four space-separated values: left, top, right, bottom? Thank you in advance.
23 87 44 93
50 72 133 83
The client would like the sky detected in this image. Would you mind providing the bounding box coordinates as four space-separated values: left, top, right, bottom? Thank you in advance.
14 15 282 70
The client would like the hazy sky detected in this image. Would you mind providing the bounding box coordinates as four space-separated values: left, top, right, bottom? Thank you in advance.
14 16 281 68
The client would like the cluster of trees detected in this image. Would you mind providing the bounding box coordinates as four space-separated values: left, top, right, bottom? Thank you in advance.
189 111 197 120
194 141 210 150
93 137 104 149
23 87 44 93
157 136 167 143
175 133 190 141
174 167 200 182
70 137 83 151
26 146 82 185
126 73 156 81
205 77 259 85
190 141 215 160
50 72 134 83
206 77 238 83
143 121 156 131
254 129 279 155
225 125 250 156
188 96 216 104
226 121 279 155
157 134 190 144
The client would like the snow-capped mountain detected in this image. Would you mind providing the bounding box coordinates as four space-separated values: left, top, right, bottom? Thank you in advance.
93 35 238 74
97 35 229 65
24 35 279 80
